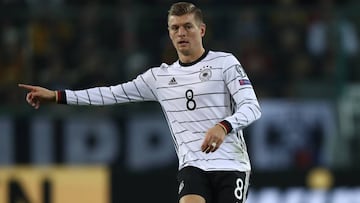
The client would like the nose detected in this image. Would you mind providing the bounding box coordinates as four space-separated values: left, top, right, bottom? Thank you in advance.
177 26 186 36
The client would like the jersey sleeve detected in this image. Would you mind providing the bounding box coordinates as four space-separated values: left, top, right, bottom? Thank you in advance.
58 68 158 105
221 54 262 132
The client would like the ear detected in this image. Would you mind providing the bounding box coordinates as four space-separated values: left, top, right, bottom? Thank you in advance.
200 23 206 37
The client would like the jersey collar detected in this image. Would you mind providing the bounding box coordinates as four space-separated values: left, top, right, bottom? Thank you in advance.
179 50 209 67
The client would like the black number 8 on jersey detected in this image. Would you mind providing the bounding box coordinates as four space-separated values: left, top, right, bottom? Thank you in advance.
185 89 196 111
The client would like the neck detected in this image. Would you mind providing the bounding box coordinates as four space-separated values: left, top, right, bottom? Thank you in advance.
178 48 205 64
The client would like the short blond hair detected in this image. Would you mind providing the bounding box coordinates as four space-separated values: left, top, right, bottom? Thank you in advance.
168 2 204 24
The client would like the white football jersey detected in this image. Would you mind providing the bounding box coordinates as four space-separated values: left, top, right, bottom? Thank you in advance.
60 50 262 172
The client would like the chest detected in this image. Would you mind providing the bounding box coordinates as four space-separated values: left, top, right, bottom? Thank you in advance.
156 66 223 98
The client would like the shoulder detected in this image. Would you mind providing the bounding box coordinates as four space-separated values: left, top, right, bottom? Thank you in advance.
143 62 175 77
158 61 180 71
208 50 234 57
205 50 237 62
204 50 240 66
148 63 171 72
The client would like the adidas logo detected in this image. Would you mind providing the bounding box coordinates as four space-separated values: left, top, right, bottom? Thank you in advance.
168 77 178 85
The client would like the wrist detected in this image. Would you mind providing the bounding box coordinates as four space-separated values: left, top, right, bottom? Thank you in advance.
216 123 227 134
54 91 58 103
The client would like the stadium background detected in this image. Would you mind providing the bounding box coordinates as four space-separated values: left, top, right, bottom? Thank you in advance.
0 0 360 202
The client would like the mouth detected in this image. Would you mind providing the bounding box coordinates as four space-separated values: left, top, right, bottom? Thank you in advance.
177 40 189 46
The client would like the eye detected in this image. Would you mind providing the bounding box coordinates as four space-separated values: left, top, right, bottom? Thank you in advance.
185 24 193 30
170 26 179 32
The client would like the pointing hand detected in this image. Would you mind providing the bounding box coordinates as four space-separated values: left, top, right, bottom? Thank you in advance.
18 84 56 109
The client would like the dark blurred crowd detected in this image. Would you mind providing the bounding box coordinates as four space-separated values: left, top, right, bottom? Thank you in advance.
0 0 359 106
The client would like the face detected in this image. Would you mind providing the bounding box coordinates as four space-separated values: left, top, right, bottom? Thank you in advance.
168 13 206 57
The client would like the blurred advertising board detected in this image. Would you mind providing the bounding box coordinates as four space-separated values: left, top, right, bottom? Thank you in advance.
0 112 177 171
249 100 337 170
0 166 109 203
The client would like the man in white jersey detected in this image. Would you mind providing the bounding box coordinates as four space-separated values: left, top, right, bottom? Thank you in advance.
19 2 261 203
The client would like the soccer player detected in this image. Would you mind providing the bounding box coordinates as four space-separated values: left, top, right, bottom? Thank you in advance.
19 2 261 203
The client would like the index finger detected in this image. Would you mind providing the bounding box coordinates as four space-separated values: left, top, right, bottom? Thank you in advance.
18 84 37 91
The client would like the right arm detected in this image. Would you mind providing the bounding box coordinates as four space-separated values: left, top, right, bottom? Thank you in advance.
19 68 158 109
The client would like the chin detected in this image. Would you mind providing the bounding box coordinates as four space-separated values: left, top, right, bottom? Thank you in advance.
177 48 191 55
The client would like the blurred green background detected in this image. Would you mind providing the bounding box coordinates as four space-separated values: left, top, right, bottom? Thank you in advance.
0 0 359 202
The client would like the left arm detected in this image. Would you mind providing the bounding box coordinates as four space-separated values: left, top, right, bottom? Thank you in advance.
221 54 262 132
201 54 261 153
